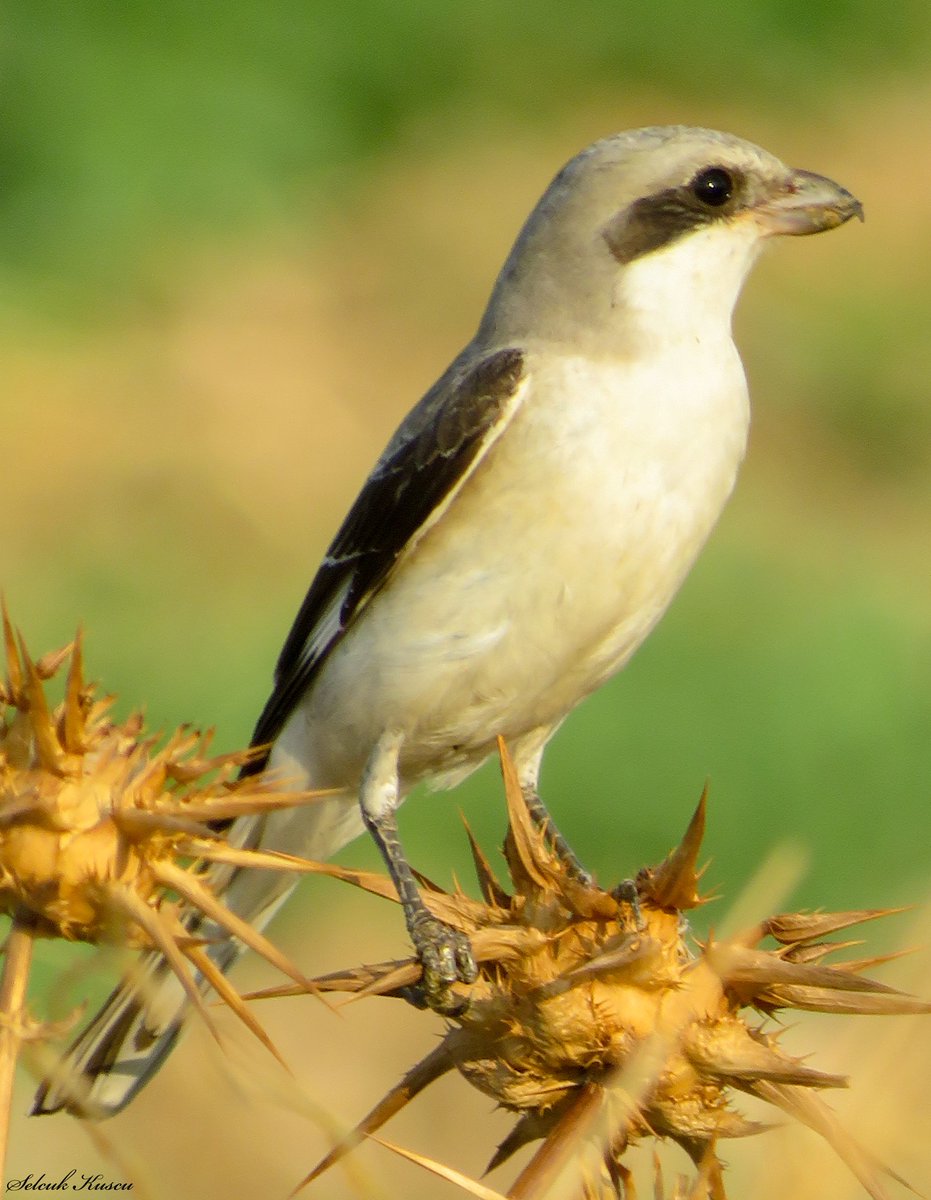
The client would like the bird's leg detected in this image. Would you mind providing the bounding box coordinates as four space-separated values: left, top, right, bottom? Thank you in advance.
360 730 478 1012
521 779 642 922
520 786 595 885
517 753 640 922
516 751 593 886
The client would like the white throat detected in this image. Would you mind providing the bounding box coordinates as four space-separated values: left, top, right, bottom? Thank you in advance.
615 222 764 348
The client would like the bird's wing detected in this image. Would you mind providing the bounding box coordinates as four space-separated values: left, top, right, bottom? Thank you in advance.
247 346 527 767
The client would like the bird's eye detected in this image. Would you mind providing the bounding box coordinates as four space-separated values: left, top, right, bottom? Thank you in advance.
690 166 734 207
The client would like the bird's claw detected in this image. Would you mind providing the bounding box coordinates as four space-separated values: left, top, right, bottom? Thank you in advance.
567 861 595 888
409 912 478 1015
611 877 645 929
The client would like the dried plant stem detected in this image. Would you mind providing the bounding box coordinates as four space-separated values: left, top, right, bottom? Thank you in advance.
0 909 37 1187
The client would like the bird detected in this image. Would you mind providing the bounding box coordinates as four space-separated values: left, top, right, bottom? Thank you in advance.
34 125 862 1118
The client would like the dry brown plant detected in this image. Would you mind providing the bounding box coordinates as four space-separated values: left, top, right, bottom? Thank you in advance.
2 614 927 1199
0 609 327 1180
278 740 929 1200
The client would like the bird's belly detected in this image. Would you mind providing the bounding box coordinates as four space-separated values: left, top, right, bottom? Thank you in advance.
279 351 748 792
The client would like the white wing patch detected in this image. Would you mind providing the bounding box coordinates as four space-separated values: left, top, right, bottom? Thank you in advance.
295 576 352 677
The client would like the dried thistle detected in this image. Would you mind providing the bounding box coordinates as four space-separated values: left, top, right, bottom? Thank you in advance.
289 738 928 1200
0 611 325 1169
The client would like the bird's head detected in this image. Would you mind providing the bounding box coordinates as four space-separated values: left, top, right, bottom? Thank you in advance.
480 126 862 350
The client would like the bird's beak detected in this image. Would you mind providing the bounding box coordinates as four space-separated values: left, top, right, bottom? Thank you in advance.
754 169 864 237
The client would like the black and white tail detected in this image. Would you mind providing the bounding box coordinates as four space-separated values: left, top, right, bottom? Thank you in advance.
31 797 349 1117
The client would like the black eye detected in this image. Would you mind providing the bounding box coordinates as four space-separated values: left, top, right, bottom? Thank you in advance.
691 166 734 207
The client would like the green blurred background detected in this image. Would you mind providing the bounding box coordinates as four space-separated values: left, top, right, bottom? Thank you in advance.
5 3 930 1196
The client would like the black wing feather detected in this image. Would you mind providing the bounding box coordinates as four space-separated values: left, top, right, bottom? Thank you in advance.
245 346 526 770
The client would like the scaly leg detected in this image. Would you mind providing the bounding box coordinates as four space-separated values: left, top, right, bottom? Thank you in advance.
517 744 641 920
360 730 477 1011
516 744 593 885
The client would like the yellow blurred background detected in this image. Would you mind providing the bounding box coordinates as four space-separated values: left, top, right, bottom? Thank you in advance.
4 3 930 1196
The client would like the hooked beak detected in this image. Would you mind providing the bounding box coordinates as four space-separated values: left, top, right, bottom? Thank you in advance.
755 168 864 236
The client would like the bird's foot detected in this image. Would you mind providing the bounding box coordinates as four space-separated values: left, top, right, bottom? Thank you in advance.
407 910 478 1015
561 851 594 889
521 785 593 886
611 877 644 929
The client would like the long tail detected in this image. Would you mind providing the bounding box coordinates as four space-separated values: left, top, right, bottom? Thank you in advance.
32 808 296 1117
33 786 364 1118
32 937 237 1117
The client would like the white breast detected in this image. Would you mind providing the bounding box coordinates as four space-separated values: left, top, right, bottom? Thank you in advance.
276 332 750 797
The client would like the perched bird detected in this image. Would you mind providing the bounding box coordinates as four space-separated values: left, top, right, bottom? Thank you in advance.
35 125 861 1117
